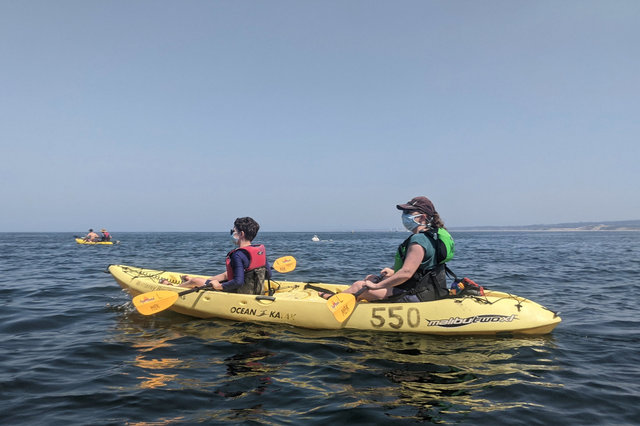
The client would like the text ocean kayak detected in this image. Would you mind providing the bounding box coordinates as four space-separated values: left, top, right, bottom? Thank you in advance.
109 264 561 335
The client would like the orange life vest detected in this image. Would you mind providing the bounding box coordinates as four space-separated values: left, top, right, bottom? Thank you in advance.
225 244 267 280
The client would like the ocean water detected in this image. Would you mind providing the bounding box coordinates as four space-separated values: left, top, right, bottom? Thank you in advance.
1 231 639 425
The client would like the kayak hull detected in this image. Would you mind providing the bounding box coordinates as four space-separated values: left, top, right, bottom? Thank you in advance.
75 238 113 245
109 264 561 335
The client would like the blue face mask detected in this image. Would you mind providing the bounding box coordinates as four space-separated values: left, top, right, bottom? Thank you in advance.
401 212 421 231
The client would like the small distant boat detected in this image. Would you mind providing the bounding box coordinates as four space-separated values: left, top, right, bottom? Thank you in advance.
311 235 320 242
75 238 113 245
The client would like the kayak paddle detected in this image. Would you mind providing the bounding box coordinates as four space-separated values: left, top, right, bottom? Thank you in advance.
272 255 296 273
133 286 207 315
132 255 297 315
266 255 296 296
327 285 369 323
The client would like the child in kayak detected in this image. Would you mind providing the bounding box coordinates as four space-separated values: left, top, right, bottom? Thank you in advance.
175 217 272 295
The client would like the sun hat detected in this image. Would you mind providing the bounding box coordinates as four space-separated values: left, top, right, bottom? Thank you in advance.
396 196 436 216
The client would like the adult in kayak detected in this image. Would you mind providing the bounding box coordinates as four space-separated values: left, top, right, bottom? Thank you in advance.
83 229 100 242
324 196 453 303
100 229 112 241
175 217 272 295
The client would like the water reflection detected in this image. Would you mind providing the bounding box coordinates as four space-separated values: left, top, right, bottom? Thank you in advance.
215 350 275 398
128 417 185 426
111 307 562 422
350 333 562 421
133 355 181 389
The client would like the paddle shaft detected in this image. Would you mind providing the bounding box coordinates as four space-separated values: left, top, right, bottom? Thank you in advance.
354 285 369 297
305 283 369 298
178 283 212 296
304 283 336 295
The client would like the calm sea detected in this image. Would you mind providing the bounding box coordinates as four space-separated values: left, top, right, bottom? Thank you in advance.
1 231 639 425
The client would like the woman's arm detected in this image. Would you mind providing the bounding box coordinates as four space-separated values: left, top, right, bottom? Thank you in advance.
366 243 425 290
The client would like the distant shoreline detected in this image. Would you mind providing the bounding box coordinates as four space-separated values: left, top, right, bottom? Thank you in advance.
450 221 640 232
2 220 640 233
450 228 640 232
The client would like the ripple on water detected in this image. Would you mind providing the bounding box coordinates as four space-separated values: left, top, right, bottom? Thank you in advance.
1 232 640 424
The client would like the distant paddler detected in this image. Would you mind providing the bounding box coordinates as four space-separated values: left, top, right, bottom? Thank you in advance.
83 229 100 242
100 229 112 242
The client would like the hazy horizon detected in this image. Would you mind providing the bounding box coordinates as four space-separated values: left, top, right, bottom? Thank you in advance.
2 1 638 232
4 218 640 234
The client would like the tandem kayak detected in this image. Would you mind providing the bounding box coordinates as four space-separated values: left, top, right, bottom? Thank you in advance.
109 264 561 336
75 238 114 245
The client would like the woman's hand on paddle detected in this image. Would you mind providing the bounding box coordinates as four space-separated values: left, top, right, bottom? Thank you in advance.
380 268 394 278
364 274 381 283
364 268 394 284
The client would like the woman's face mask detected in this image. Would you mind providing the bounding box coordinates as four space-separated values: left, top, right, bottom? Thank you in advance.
401 212 422 231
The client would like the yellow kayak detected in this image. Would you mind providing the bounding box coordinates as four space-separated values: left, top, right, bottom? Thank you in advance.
75 238 113 245
109 264 561 336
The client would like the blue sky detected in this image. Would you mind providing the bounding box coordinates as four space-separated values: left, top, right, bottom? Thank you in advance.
1 1 638 232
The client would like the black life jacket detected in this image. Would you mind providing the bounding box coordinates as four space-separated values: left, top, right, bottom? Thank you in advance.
393 228 454 302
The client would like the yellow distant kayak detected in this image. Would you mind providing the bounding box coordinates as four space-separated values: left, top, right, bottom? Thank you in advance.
109 264 561 336
75 238 113 245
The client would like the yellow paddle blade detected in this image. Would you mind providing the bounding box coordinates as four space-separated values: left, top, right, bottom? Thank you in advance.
326 292 357 322
273 256 296 273
132 291 179 315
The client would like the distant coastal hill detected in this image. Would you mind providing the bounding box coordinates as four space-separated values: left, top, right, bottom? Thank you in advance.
451 220 640 232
